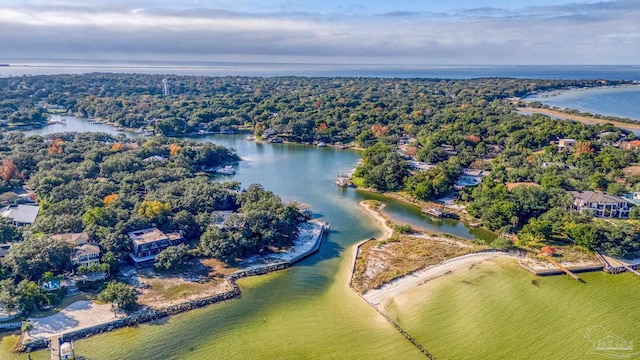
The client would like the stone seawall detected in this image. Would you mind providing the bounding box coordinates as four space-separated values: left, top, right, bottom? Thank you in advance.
16 222 326 353
17 284 242 353
604 263 640 274
518 262 604 276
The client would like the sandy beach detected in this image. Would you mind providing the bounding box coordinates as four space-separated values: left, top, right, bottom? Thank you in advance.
363 252 515 308
355 201 516 309
516 107 640 130
28 301 115 340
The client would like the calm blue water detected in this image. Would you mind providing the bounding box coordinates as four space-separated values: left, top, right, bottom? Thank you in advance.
21 115 495 242
527 85 640 120
1 61 640 79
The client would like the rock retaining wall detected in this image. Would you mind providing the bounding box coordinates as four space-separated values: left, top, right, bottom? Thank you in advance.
16 223 326 353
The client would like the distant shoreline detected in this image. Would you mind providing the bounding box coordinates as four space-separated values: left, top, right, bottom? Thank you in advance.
516 107 640 131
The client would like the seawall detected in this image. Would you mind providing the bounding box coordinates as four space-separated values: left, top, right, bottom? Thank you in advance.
16 222 326 353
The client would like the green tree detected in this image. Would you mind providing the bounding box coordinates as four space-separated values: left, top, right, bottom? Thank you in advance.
98 282 137 311
154 244 192 271
0 218 21 243
4 237 73 280
567 224 600 251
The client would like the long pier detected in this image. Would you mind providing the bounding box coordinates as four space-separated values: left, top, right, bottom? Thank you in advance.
542 254 581 281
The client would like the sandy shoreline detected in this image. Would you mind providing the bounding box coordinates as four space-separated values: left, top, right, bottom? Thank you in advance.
355 201 515 310
17 221 326 349
516 107 640 130
363 252 515 308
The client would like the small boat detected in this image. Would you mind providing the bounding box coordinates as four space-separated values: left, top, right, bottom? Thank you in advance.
134 127 146 134
115 126 125 131
246 135 255 141
316 142 327 147
215 165 236 175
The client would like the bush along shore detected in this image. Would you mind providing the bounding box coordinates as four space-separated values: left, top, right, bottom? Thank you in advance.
14 223 326 353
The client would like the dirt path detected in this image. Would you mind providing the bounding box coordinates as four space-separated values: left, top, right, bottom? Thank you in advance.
516 107 640 130
363 252 517 309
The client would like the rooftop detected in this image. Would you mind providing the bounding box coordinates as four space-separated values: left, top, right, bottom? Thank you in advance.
74 244 101 256
0 204 39 224
570 191 628 204
128 227 182 245
52 232 89 246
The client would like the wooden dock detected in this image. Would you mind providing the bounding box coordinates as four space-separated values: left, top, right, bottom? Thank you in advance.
541 254 581 281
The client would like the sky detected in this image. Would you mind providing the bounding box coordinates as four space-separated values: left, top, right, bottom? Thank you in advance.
1 0 639 65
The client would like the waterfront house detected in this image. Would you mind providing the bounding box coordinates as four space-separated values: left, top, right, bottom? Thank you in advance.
0 204 39 226
72 244 101 267
128 228 184 266
409 161 435 171
293 203 312 221
52 232 101 267
570 191 631 218
558 138 576 150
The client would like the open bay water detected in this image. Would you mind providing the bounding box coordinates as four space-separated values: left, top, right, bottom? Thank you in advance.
527 85 640 121
1 61 640 79
0 68 638 359
0 117 490 359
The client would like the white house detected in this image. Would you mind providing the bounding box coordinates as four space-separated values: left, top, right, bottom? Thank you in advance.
0 204 39 226
72 244 101 267
52 232 101 267
570 191 631 219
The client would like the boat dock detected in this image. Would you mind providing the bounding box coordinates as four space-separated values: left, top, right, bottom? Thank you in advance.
336 171 353 187
422 207 459 219
541 254 581 281
598 252 640 276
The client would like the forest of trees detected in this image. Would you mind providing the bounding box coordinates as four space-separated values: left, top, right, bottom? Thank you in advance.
0 73 638 292
0 131 300 313
0 74 627 140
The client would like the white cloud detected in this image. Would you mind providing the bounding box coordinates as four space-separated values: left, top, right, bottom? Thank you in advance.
0 1 639 64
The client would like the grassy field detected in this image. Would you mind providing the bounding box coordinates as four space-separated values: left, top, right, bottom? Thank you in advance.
136 258 235 308
352 234 482 293
385 258 640 360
